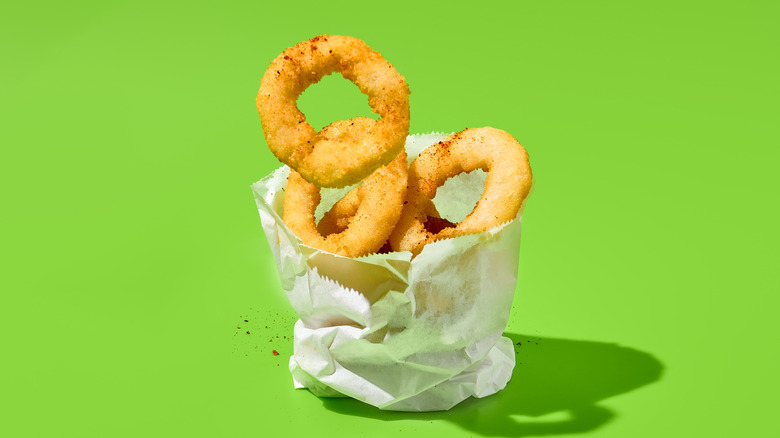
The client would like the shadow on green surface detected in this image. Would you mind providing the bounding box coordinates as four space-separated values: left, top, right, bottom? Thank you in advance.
319 333 664 437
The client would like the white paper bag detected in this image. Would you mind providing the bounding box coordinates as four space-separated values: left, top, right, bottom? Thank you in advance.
252 133 525 411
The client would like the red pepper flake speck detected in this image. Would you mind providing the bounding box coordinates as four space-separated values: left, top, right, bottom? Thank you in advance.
272 350 279 356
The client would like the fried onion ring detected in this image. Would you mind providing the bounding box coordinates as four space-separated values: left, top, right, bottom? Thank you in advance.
389 127 533 256
283 150 408 257
316 185 361 237
257 35 410 188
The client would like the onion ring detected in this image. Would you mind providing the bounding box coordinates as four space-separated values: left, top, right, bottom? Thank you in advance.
257 35 410 188
316 185 361 237
389 127 533 256
283 150 408 257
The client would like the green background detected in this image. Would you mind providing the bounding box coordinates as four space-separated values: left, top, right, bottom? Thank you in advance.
2 0 778 436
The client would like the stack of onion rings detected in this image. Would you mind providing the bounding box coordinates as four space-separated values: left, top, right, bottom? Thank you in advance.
257 36 532 258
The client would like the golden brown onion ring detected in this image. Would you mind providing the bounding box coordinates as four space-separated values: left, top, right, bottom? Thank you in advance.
389 127 533 256
283 150 408 257
257 35 410 188
316 186 360 237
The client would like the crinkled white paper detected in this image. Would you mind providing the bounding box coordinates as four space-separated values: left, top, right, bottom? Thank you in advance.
252 133 525 411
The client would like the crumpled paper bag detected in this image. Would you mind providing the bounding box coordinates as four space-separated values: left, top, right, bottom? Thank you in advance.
252 133 525 411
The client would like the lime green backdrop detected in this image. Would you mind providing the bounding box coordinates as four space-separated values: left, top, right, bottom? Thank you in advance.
2 1 778 437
